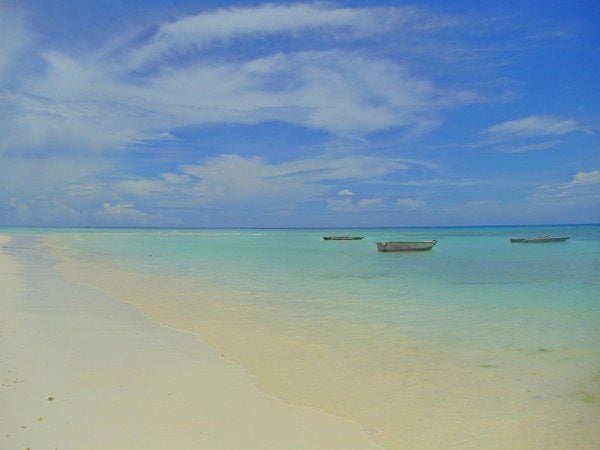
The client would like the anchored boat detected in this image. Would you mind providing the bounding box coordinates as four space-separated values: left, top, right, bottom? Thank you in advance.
323 236 364 240
510 236 571 243
376 240 437 252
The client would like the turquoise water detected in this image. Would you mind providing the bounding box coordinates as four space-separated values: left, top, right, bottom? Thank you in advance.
5 225 599 448
8 225 599 353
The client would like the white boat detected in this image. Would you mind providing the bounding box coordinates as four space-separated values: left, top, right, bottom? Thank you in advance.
376 240 437 252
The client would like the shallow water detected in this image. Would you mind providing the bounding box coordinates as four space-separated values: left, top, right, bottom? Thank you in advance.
7 225 600 448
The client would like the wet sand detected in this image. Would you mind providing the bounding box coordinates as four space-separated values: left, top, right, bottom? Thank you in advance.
0 235 381 450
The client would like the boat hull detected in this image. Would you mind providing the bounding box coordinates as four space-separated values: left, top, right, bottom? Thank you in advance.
510 236 571 243
376 240 437 252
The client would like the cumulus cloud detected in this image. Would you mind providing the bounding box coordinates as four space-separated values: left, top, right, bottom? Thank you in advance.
571 171 600 186
3 197 86 225
531 170 600 207
96 202 167 225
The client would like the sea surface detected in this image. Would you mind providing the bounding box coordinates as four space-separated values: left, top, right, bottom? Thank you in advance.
4 225 600 448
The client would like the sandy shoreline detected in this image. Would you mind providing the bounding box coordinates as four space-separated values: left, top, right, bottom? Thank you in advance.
0 234 381 450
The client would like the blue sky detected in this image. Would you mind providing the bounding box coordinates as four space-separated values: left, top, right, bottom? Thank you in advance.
0 0 598 227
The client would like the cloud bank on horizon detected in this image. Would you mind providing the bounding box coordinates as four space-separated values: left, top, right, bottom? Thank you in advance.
0 0 598 227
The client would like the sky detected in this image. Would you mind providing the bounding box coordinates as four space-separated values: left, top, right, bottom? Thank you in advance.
0 0 598 227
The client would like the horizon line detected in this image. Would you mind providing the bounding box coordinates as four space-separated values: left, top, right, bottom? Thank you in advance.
1 223 598 230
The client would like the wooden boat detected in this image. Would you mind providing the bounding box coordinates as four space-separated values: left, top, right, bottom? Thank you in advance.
376 240 437 252
323 236 364 240
510 236 571 243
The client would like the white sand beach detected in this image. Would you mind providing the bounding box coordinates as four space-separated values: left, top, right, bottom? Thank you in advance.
0 235 381 450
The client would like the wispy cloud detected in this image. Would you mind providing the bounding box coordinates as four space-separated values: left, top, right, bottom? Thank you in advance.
532 170 600 204
482 115 588 140
117 153 422 208
4 49 479 154
472 115 592 153
127 3 431 68
0 90 161 154
0 2 485 157
1 2 596 226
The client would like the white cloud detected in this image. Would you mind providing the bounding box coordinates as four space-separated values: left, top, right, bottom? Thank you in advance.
4 197 86 225
127 3 429 68
0 91 157 154
4 3 588 226
481 115 588 141
571 171 600 186
117 172 196 197
0 3 483 156
0 153 117 225
395 197 426 209
531 170 600 207
472 115 591 153
118 153 420 208
1 51 476 153
96 202 167 225
0 155 112 197
14 50 476 147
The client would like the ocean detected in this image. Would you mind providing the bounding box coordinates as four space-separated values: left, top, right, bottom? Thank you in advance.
5 225 600 448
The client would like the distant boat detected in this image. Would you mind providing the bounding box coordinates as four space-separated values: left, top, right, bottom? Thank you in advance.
323 236 364 240
510 236 571 243
376 240 437 252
